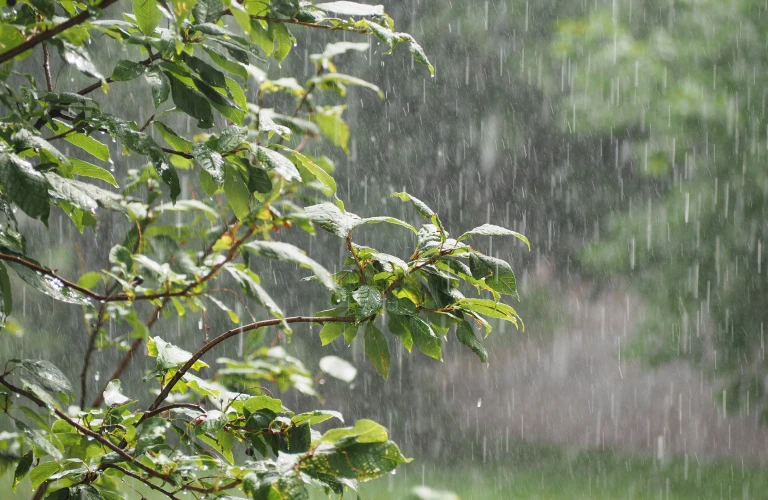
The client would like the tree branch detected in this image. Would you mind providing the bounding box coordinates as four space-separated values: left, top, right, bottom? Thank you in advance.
92 223 256 407
0 253 104 301
0 375 171 485
42 43 53 92
0 0 120 64
143 316 356 417
105 465 180 500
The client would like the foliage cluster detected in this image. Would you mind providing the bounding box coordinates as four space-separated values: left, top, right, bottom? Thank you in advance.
0 0 526 498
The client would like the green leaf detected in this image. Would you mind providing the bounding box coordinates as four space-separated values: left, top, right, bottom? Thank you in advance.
110 60 147 81
45 173 124 214
453 298 521 326
192 143 225 184
458 223 530 249
12 359 73 398
304 203 416 238
469 253 517 296
271 23 294 62
13 450 33 491
68 158 117 187
203 46 248 79
456 320 488 363
0 153 49 223
144 67 170 108
319 322 356 346
146 336 209 377
244 395 285 413
167 73 214 128
247 165 272 194
318 355 357 382
313 73 384 98
185 54 226 89
287 150 337 196
154 122 192 153
292 409 344 425
314 1 385 16
387 314 413 351
7 262 91 306
313 108 350 153
391 191 445 237
364 323 389 379
57 129 110 162
133 0 162 35
352 285 382 318
217 125 247 153
223 164 250 219
404 315 441 360
385 296 419 316
317 418 389 445
244 241 335 289
256 147 301 182
29 461 60 489
55 41 102 79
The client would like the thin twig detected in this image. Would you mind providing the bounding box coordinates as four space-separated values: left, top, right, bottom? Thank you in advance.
92 224 257 406
143 316 357 417
42 43 53 92
346 232 367 284
105 465 181 500
0 375 170 484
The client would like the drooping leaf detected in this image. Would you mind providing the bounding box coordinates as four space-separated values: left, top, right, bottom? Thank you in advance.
167 74 214 128
455 320 488 363
110 60 147 81
304 203 416 238
256 147 301 182
364 323 389 379
244 240 335 289
0 153 49 223
12 450 33 491
192 143 225 184
469 253 517 296
144 67 170 108
146 336 209 378
7 263 91 307
458 223 530 249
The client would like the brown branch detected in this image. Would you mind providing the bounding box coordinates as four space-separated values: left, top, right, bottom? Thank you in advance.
92 224 257 407
105 465 180 500
0 0 120 64
346 232 367 285
143 316 356 417
0 253 103 300
91 300 167 407
0 375 170 485
42 43 53 92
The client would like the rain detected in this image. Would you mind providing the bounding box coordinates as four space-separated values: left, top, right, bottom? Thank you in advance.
1 0 768 499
